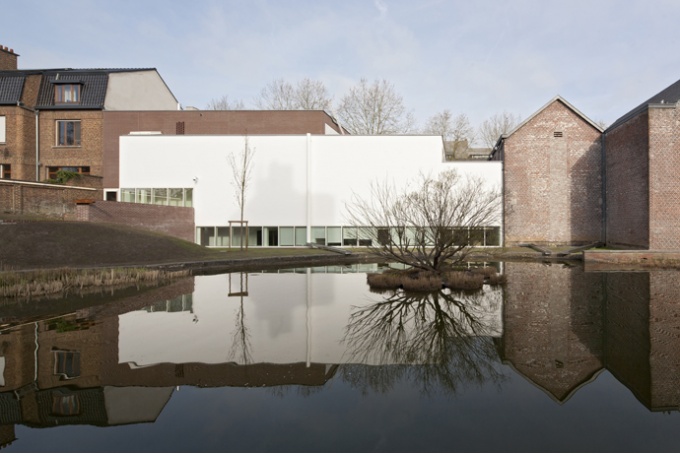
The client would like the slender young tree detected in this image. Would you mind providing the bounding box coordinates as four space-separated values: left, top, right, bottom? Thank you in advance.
229 137 255 250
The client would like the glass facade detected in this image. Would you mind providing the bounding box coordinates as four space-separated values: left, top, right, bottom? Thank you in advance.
119 188 193 208
195 225 501 248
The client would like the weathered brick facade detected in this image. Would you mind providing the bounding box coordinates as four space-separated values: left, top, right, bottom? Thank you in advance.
603 111 649 248
0 179 99 219
648 106 680 249
604 102 680 249
75 200 195 242
497 98 603 246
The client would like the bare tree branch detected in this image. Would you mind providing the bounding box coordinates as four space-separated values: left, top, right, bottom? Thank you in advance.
255 78 332 110
336 78 415 134
345 170 501 272
206 95 245 110
478 111 522 148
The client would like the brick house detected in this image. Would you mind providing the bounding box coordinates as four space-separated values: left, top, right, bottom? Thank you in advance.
0 44 178 183
604 78 680 249
490 96 604 246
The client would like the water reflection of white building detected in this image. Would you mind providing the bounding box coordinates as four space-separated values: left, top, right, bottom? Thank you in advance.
118 270 503 368
117 134 502 247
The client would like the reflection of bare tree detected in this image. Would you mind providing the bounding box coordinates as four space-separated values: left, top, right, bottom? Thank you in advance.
341 289 505 395
228 273 252 365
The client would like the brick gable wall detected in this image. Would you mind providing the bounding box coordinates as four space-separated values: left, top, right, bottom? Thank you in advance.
503 100 602 245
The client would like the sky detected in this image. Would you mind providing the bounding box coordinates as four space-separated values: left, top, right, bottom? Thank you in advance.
3 0 680 137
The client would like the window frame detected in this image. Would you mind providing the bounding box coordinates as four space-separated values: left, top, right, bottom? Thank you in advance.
54 83 81 104
56 120 81 147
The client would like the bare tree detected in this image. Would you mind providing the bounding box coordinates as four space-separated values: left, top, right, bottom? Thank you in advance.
346 170 501 272
478 111 522 148
423 110 476 160
255 78 332 110
229 137 255 250
342 289 505 394
336 78 415 134
206 95 245 110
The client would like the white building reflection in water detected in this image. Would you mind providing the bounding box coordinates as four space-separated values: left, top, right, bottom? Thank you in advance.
118 269 503 368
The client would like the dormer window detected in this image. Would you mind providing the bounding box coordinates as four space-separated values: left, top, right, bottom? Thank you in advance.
54 83 81 104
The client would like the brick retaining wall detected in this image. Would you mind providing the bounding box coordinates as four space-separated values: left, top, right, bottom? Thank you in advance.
75 201 194 242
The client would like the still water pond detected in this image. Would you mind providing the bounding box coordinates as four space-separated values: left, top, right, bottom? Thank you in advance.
2 262 680 452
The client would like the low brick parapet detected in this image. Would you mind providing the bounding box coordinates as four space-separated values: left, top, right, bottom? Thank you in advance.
584 250 680 269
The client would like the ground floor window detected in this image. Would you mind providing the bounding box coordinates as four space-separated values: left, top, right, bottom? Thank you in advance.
0 164 10 179
195 225 501 248
47 166 90 180
119 188 193 207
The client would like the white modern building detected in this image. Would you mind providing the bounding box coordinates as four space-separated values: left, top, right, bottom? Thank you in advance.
118 134 502 247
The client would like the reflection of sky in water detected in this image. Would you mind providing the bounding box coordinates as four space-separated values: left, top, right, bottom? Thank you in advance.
8 263 680 452
118 272 503 367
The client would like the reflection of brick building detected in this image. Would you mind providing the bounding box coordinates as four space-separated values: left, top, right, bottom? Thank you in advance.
605 271 680 411
501 262 680 411
0 277 337 433
500 263 605 402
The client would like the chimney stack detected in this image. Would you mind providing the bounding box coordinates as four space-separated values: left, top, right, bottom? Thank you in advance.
0 45 19 70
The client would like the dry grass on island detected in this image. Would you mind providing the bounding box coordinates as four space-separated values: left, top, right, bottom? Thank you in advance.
367 266 506 293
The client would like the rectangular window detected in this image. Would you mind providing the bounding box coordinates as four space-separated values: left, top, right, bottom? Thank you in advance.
0 115 5 143
152 188 168 206
0 164 10 179
120 189 135 202
295 227 307 246
47 166 90 180
56 120 81 146
53 350 81 379
280 227 294 246
54 84 80 104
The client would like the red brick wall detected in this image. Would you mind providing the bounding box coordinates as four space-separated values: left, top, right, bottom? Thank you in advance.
502 100 602 246
0 45 18 70
648 106 680 249
604 111 649 248
0 180 98 219
102 110 342 188
39 111 104 181
75 201 194 242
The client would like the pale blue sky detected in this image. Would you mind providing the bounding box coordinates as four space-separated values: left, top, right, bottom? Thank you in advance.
3 0 680 131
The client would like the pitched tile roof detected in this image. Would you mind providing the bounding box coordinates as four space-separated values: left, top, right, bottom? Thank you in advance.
609 77 680 130
36 71 109 109
0 74 25 104
0 68 157 109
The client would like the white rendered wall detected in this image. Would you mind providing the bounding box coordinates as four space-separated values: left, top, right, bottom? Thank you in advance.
105 70 179 110
119 134 502 229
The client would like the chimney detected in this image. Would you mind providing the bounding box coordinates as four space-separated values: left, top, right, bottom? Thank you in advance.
0 45 19 70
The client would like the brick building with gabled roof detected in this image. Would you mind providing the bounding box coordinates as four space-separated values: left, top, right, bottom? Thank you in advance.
0 44 179 182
